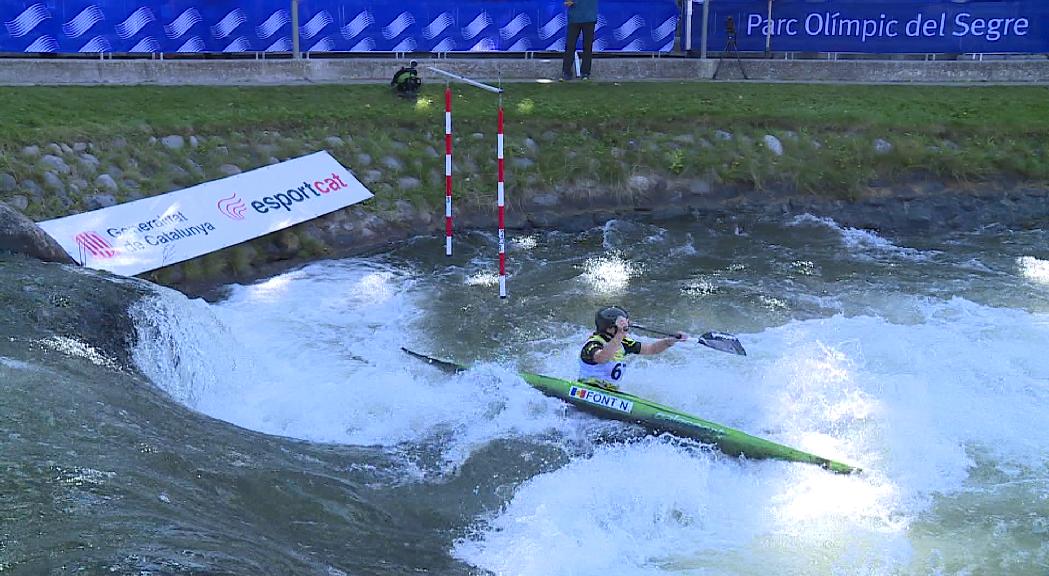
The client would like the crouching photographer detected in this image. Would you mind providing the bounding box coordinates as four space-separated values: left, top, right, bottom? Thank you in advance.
390 61 422 99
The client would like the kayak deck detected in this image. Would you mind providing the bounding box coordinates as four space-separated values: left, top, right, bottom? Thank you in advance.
402 348 860 474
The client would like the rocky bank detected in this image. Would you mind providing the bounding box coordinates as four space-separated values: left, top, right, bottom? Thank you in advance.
1 127 1046 297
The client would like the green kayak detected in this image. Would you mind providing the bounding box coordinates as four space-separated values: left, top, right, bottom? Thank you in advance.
402 348 859 475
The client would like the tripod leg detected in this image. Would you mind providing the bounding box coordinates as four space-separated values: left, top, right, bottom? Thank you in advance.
730 39 748 80
713 39 731 80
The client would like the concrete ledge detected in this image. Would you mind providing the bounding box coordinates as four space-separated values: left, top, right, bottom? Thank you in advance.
710 59 1049 83
0 57 713 86
0 57 1048 85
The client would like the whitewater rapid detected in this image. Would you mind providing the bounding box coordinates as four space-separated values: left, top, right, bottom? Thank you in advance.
129 217 1049 575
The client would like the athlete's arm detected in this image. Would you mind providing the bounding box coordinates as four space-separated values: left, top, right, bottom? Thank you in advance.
592 331 625 364
592 316 629 364
640 332 687 355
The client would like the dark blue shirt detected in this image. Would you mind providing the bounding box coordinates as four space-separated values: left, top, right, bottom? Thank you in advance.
568 0 598 24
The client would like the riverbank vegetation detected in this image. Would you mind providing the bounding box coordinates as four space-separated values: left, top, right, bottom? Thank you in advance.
1 81 1046 285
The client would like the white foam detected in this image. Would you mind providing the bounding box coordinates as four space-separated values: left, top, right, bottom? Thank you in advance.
0 356 36 371
669 233 697 257
512 235 539 250
455 297 1049 575
131 260 576 471
38 336 122 371
1018 256 1049 286
789 213 934 261
454 439 902 576
465 270 501 287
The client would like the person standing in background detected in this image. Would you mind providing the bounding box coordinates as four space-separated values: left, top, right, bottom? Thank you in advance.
561 0 598 81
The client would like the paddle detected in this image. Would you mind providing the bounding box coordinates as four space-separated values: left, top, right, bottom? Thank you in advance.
400 347 467 374
631 325 747 356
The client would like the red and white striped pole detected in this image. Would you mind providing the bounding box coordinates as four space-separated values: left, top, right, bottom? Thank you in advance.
444 85 453 257
497 102 506 298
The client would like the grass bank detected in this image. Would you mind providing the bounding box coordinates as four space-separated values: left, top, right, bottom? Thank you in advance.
2 82 1048 211
1 82 1046 284
3 82 1049 141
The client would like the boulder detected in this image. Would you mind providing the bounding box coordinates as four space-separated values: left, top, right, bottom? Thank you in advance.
627 174 654 194
40 154 71 174
0 202 75 264
21 180 44 201
42 172 66 192
397 177 421 191
874 138 893 155
161 135 185 150
218 164 242 177
68 178 89 195
8 195 28 211
381 156 404 172
77 153 101 173
0 173 16 193
95 174 119 193
763 135 784 156
84 194 117 211
361 169 383 184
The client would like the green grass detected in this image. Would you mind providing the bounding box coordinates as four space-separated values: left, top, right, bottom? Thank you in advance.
2 83 1048 145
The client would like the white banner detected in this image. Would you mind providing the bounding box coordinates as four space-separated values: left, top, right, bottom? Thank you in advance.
37 151 373 277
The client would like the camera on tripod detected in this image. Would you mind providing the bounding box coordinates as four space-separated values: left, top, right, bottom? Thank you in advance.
713 14 747 79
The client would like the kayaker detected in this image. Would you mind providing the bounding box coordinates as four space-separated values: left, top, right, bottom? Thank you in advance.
578 306 686 391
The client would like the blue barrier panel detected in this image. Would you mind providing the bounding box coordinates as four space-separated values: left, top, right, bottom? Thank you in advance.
1 0 291 52
297 0 677 53
693 0 1049 54
2 0 675 53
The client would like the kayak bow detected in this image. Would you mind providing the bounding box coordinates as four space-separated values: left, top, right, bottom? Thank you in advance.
402 348 860 474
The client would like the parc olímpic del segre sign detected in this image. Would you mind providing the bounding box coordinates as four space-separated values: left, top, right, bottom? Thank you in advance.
37 152 373 277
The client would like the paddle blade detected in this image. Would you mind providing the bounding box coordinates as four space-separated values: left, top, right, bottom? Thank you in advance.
697 332 747 356
401 347 467 374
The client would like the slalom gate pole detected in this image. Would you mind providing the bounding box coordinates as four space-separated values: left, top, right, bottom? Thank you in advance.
444 84 453 257
428 66 504 94
496 91 506 298
430 65 507 297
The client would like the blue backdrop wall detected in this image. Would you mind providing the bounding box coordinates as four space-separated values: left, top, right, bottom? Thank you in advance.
0 0 679 53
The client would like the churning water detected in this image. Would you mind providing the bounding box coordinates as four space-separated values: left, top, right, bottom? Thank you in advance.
4 214 1048 575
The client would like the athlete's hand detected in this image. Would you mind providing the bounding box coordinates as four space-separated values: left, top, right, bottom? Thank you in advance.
663 332 686 347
